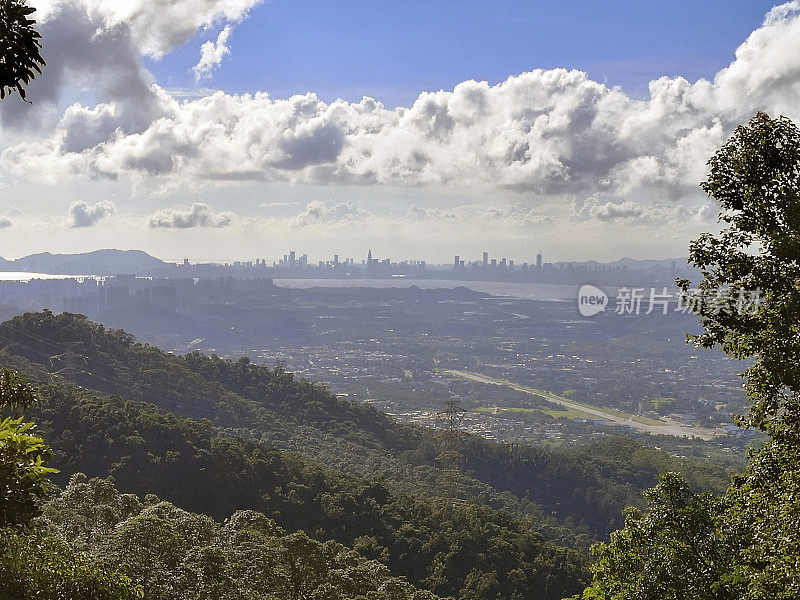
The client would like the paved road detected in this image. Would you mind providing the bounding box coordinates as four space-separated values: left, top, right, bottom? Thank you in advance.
443 369 721 441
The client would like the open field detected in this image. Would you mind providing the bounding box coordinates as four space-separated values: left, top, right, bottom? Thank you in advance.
444 369 723 441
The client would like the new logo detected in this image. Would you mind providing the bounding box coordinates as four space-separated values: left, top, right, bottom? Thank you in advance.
577 284 608 317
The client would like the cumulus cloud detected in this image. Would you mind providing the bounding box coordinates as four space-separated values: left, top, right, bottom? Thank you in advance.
589 201 650 222
292 200 367 227
1 0 264 140
403 203 554 229
0 217 12 228
483 203 556 226
147 203 233 228
68 200 115 227
575 195 716 225
30 0 264 58
193 25 232 80
1 2 799 227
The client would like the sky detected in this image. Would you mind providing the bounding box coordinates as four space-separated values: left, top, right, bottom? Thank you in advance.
0 0 798 264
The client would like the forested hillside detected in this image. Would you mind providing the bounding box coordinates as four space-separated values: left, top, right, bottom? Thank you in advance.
0 311 732 599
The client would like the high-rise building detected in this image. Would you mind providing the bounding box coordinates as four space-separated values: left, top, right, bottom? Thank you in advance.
536 252 543 268
483 251 489 265
454 255 460 269
333 254 339 266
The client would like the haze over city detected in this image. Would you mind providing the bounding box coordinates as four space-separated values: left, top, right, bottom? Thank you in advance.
1 0 798 262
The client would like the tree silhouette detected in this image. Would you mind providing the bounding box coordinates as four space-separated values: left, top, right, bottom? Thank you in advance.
0 0 45 100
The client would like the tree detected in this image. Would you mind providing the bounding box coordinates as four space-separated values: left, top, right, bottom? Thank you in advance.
0 375 141 599
576 113 800 599
0 0 45 100
0 368 38 415
0 527 141 600
677 112 800 439
0 369 56 526
580 473 740 600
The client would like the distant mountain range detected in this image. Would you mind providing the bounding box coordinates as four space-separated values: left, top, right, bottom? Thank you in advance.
553 257 689 269
0 249 169 275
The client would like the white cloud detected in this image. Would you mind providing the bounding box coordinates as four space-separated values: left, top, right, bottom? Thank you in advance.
68 200 115 227
30 0 264 58
147 203 234 228
193 26 232 80
292 200 367 227
1 0 264 139
1 2 799 230
586 200 645 222
575 195 717 225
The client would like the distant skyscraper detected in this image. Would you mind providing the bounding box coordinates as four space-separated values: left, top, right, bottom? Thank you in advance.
483 251 488 266
536 252 543 268
367 249 372 263
333 254 339 266
454 255 460 269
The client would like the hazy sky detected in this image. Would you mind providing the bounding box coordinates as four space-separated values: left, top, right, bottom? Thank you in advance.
0 0 798 264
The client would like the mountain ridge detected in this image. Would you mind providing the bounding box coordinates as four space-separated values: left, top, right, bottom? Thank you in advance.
0 249 168 275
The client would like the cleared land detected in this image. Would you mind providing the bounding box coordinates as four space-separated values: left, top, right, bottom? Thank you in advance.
444 369 722 441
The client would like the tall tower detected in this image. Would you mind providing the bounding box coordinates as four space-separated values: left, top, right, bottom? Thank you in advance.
482 251 488 266
454 255 460 270
435 399 468 502
367 249 372 263
536 251 543 269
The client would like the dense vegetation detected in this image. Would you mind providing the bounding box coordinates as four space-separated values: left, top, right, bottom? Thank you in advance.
38 474 441 600
0 339 592 598
578 114 800 598
0 308 733 599
0 310 730 533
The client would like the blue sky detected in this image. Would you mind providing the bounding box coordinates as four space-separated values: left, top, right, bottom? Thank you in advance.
149 0 777 106
1 0 798 263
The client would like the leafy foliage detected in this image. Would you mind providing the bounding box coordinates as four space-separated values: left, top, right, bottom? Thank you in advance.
0 312 734 599
579 473 739 600
0 416 56 526
678 112 800 439
0 368 37 414
0 311 730 537
3 373 586 600
0 369 55 527
0 0 45 100
0 526 141 600
41 474 440 600
724 439 800 599
580 114 800 598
